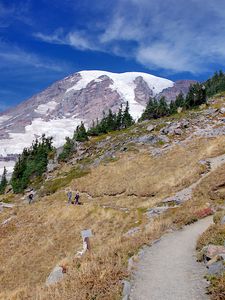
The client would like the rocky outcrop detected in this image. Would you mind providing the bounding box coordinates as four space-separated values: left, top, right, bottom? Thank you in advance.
157 80 196 101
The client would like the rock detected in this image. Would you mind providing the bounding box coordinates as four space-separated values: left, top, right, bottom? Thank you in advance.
0 202 14 208
220 107 225 114
180 120 189 128
146 124 155 132
124 227 140 237
221 216 225 224
158 135 169 143
207 261 225 275
46 266 65 286
206 254 225 267
203 245 225 260
134 135 160 144
174 128 182 135
122 280 131 298
128 255 139 272
146 206 169 219
1 216 14 225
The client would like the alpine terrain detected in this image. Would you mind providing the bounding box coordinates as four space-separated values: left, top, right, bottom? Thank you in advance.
0 70 194 176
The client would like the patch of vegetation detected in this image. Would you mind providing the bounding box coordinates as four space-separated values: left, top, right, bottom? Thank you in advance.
40 167 90 196
206 272 225 300
0 167 7 194
11 135 54 193
196 224 225 250
58 122 88 162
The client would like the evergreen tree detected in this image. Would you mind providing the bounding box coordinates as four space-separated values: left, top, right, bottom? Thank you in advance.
107 109 116 131
58 137 75 162
185 83 206 108
175 93 185 108
158 96 169 117
169 100 177 115
0 167 7 194
74 122 88 142
116 105 123 129
122 101 134 128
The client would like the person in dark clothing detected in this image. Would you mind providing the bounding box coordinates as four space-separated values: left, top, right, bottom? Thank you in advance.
75 192 80 205
28 193 34 204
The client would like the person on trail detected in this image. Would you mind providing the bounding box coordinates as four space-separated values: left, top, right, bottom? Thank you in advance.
67 190 72 204
28 192 34 204
75 192 80 205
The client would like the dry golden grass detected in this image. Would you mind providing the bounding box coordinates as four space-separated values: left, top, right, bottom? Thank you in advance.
0 132 225 299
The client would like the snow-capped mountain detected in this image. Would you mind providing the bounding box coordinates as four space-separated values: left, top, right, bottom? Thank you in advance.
0 70 194 175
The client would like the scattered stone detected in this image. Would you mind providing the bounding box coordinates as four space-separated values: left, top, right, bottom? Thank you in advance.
124 227 140 237
207 261 225 275
158 135 169 143
203 244 225 260
122 280 131 298
0 202 14 208
180 120 189 128
46 266 65 286
174 128 182 135
221 216 225 224
146 124 155 132
1 216 14 225
206 254 225 267
128 255 139 272
146 206 169 219
220 107 225 114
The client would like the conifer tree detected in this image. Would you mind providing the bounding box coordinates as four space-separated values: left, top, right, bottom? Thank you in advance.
74 122 88 142
122 101 134 128
58 137 75 162
116 105 123 129
0 167 7 194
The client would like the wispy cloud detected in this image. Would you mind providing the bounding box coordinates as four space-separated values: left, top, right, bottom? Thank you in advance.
34 0 225 74
34 29 98 51
0 40 66 72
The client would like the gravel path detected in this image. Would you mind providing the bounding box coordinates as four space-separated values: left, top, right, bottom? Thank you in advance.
130 217 213 300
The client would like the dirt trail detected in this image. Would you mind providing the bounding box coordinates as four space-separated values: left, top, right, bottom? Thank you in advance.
130 217 213 300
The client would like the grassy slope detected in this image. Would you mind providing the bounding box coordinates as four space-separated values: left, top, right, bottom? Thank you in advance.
0 98 225 299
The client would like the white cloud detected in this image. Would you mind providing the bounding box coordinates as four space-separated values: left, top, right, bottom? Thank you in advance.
34 0 225 74
34 30 98 51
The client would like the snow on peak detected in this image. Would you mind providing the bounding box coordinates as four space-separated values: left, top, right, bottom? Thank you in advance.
66 70 174 120
35 101 58 115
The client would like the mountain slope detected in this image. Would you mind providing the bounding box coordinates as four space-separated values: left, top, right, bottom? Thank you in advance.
0 70 193 175
0 95 225 299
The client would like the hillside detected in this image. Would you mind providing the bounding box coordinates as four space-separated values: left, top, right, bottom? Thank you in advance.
0 93 225 299
0 70 193 177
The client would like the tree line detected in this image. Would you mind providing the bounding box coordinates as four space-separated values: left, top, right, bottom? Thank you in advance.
140 82 207 121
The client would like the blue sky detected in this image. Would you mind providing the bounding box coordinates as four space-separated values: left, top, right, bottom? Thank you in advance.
1 0 225 111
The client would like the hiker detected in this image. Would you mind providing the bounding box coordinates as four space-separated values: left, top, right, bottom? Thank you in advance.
28 192 34 204
74 192 80 205
67 189 72 204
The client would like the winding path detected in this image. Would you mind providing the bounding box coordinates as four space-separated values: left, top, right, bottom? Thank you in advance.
130 217 213 300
